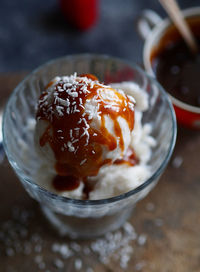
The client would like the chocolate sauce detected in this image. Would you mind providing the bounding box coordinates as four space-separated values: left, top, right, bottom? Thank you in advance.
151 17 200 107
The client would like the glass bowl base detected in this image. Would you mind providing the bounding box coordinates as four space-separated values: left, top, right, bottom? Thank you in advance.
41 205 134 239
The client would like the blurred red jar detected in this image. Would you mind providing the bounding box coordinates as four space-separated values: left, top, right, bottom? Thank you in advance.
59 0 98 30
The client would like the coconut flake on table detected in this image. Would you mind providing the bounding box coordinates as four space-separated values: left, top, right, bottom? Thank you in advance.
0 206 160 271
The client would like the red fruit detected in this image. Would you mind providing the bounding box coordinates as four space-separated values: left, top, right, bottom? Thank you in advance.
59 0 98 30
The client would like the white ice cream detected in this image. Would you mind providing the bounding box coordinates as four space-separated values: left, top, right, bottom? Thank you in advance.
84 82 156 199
32 77 156 200
34 74 136 179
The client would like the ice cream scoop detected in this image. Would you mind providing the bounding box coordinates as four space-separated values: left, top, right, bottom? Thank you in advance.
34 74 135 182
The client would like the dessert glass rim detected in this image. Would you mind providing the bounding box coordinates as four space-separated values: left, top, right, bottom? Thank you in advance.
2 53 177 206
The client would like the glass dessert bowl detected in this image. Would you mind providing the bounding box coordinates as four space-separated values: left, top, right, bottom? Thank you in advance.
3 54 177 238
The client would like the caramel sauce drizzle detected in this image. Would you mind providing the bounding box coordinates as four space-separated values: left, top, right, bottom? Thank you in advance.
114 147 139 166
36 74 136 193
53 175 80 191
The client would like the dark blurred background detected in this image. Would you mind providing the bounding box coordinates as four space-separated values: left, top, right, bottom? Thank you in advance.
0 0 199 72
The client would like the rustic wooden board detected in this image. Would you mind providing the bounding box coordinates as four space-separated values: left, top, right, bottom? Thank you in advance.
0 73 200 272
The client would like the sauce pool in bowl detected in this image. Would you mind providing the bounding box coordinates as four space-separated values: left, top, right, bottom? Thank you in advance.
151 17 200 109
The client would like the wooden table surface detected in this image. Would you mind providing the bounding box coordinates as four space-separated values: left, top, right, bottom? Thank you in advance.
0 73 200 272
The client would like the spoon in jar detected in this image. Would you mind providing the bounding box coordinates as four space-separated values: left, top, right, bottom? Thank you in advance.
159 0 198 54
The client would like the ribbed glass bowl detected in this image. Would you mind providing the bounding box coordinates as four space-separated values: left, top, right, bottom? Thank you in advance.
3 54 177 238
